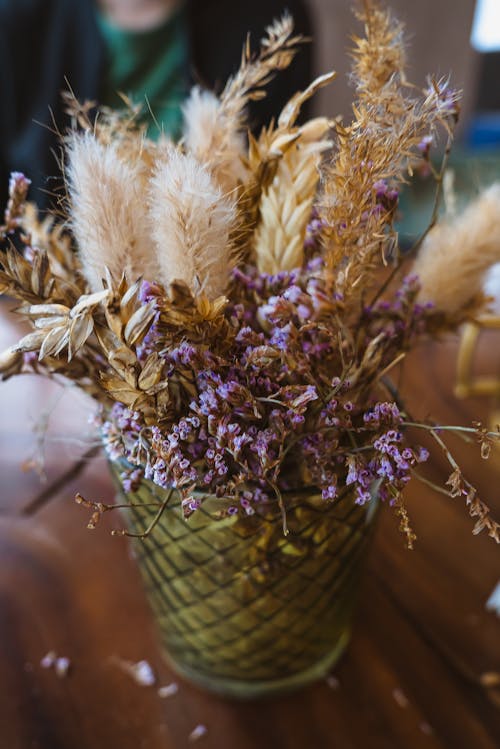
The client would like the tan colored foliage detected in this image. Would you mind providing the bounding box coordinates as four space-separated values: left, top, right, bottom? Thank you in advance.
0 3 498 543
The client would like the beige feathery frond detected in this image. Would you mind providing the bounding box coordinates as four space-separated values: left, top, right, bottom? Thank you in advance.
254 120 331 273
350 2 406 100
181 15 304 199
197 11 304 206
182 87 247 196
278 72 337 129
319 2 460 298
21 203 82 287
148 147 237 300
63 89 157 188
413 183 500 315
66 133 157 291
95 102 161 189
220 14 303 127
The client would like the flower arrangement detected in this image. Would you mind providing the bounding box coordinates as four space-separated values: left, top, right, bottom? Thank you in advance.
1 3 500 552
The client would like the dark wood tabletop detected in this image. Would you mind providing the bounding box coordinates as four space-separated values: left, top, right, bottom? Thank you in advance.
0 300 499 749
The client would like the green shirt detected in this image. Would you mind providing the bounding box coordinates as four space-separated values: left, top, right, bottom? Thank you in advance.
96 6 189 139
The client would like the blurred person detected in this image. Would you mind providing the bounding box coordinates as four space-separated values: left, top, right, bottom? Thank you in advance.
0 0 312 209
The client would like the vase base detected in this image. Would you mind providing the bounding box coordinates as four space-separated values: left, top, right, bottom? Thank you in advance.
161 629 350 700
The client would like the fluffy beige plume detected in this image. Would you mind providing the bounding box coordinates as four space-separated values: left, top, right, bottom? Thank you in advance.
66 133 156 290
181 13 303 199
414 183 500 315
220 14 302 128
181 13 302 202
148 147 237 299
182 87 247 196
350 2 406 101
254 120 331 274
64 90 157 190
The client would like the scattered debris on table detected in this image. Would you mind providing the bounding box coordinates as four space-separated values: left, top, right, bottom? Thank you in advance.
54 657 71 679
325 674 340 690
158 682 179 698
114 658 157 687
392 687 409 708
486 580 500 616
188 724 208 742
419 722 434 735
40 651 56 669
40 652 71 678
480 671 500 688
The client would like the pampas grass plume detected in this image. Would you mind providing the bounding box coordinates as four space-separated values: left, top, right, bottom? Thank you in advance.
182 87 247 195
66 133 156 290
414 183 500 315
149 147 237 299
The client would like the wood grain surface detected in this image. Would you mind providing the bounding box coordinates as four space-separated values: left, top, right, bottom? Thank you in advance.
0 303 499 749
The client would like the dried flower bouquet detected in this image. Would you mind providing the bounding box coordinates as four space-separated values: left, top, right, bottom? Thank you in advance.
1 3 500 551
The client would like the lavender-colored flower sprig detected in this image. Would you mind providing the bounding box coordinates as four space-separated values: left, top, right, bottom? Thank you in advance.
99 261 440 540
2 6 500 546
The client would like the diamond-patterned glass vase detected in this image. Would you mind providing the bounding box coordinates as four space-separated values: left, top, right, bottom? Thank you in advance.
111 463 378 698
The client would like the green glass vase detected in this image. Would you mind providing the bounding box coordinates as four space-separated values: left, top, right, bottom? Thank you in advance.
110 463 378 699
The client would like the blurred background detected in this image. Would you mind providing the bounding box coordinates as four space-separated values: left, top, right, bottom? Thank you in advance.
2 0 499 241
0 1 498 200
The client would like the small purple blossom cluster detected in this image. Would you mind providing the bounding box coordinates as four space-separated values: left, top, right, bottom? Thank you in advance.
304 208 328 256
101 257 437 518
362 274 433 343
372 179 399 217
346 402 429 505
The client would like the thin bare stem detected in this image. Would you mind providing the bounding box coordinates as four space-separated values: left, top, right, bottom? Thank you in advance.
410 469 453 497
270 482 289 536
402 421 499 441
111 487 174 539
410 131 454 255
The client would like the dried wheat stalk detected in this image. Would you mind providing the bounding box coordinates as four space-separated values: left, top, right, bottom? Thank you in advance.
254 124 331 273
319 3 459 299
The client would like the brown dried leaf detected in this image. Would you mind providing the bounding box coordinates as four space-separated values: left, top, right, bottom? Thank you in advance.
100 373 141 406
25 303 70 319
123 301 157 346
31 250 51 297
154 388 172 422
108 347 138 387
168 280 195 309
34 315 70 330
138 352 164 391
446 468 463 497
278 71 337 129
13 330 47 353
39 325 70 360
71 289 110 317
104 302 126 340
94 324 122 359
0 274 12 295
196 294 227 320
246 346 282 367
68 313 95 361
0 347 23 377
120 280 143 317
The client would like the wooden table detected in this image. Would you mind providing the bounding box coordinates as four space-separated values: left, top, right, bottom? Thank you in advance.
0 301 499 748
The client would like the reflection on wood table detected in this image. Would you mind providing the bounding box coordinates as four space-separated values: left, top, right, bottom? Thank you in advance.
0 301 499 749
